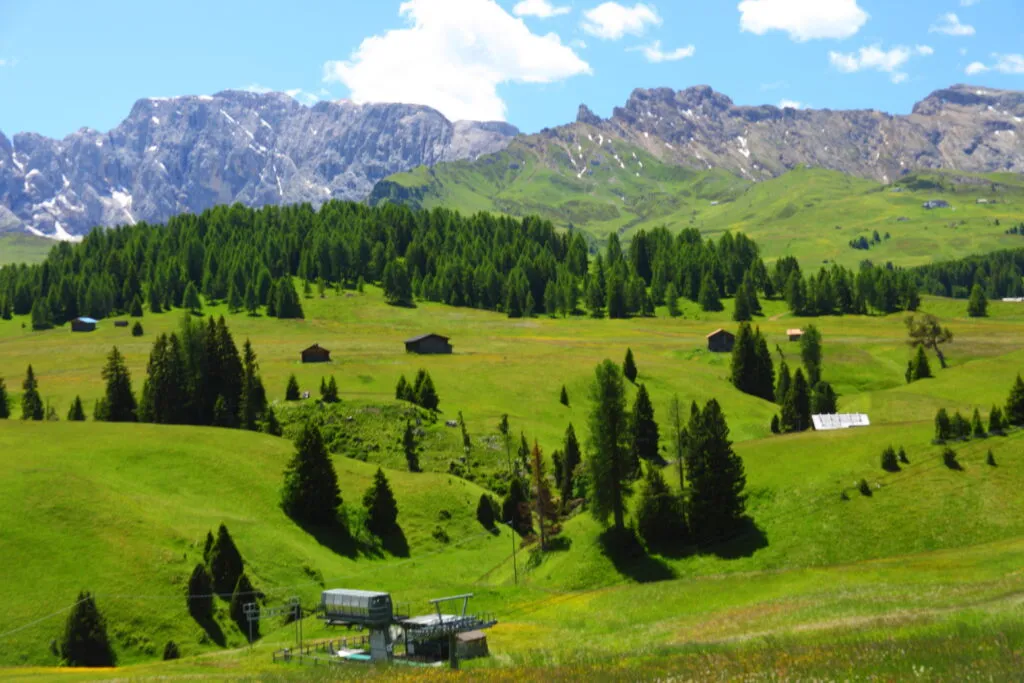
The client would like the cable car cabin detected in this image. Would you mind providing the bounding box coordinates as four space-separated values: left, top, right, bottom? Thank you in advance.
320 589 393 627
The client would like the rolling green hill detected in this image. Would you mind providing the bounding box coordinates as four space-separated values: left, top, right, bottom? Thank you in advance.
0 233 53 266
372 126 1024 269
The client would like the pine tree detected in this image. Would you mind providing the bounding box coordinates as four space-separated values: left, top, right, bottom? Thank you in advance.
59 591 116 667
129 296 143 318
403 421 420 472
781 368 811 433
260 405 283 436
239 340 267 431
730 323 757 396
666 282 682 318
559 385 569 406
987 449 997 467
686 399 748 544
560 423 582 507
415 372 439 411
754 329 775 402
0 376 9 419
67 396 85 421
99 347 136 422
396 375 410 401
280 423 342 526
881 446 900 472
1006 374 1024 426
811 381 839 415
21 365 44 421
635 464 687 551
476 494 497 531
229 573 258 637
131 321 143 337
630 384 659 475
363 468 399 537
320 376 339 403
148 284 163 314
971 407 987 439
227 282 243 313
989 406 1005 435
967 284 988 318
934 408 952 442
911 345 932 381
698 273 723 312
586 360 631 530
732 281 752 322
244 282 258 316
623 348 638 384
952 411 971 440
182 282 202 314
285 374 300 401
186 564 214 620
207 523 244 597
775 361 791 408
530 441 558 550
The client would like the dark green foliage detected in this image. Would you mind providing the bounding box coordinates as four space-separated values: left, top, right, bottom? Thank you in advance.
60 591 116 667
942 447 961 470
858 479 872 496
623 348 637 383
363 468 399 536
229 573 258 638
99 347 136 422
698 273 723 312
202 532 214 563
898 446 909 464
182 282 202 314
780 368 811 433
129 296 143 318
972 408 987 439
732 278 753 322
162 641 180 661
476 494 497 531
67 396 85 421
775 361 791 407
260 405 283 437
906 314 953 370
665 282 681 318
586 360 631 531
281 423 342 525
559 385 569 406
0 376 9 419
881 446 900 472
239 340 268 431
952 411 971 440
320 376 339 403
501 477 532 536
517 432 530 474
31 298 53 330
560 423 582 507
414 372 439 411
811 381 839 415
131 321 143 337
909 345 932 382
935 408 952 442
138 333 188 424
629 384 659 474
382 260 413 306
989 406 1005 435
244 282 258 316
731 324 774 401
770 415 780 434
685 399 748 544
987 449 997 467
403 421 420 472
635 465 688 551
396 375 410 401
1006 374 1024 426
207 523 244 597
285 374 300 401
800 325 823 386
21 365 44 421
273 278 304 319
186 564 214 620
967 284 988 317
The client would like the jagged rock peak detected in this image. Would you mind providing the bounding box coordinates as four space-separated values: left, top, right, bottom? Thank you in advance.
576 104 603 126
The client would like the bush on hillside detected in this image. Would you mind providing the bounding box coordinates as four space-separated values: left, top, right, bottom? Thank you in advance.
207 523 244 597
987 449 997 467
186 563 214 620
476 494 497 531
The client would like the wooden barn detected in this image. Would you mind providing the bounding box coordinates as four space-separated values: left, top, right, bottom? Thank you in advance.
114 320 129 328
301 344 331 363
71 317 98 332
405 334 453 355
706 328 735 353
787 328 804 342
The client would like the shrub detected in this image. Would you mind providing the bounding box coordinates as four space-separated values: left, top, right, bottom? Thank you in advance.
60 591 116 667
186 563 214 620
476 494 497 531
162 641 180 661
432 526 450 544
131 321 143 337
881 446 900 472
858 479 872 496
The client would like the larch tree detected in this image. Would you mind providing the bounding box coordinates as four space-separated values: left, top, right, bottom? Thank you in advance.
586 359 631 531
905 313 953 369
280 423 343 526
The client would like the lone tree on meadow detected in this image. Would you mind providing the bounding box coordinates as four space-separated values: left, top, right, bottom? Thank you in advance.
285 374 300 401
207 523 244 597
685 399 748 545
21 365 44 421
559 385 569 407
363 468 399 537
967 284 988 318
1005 374 1024 427
99 347 137 422
186 564 214 620
587 359 632 531
476 493 497 531
281 423 342 526
623 348 638 384
67 396 86 421
59 591 116 667
905 313 953 370
0 375 9 419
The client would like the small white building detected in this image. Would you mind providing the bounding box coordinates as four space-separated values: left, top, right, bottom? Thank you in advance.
812 414 871 431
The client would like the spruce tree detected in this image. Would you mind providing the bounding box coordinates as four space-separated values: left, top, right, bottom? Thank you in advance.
934 408 952 442
415 372 439 411
21 365 44 421
501 477 532 536
781 368 811 433
971 408 987 439
623 348 638 383
635 464 687 551
67 396 85 421
186 564 214 620
559 385 569 406
1005 374 1024 426
987 449 997 467
730 323 757 396
320 376 339 403
881 446 900 472
285 374 300 401
99 347 137 422
0 375 9 419
363 468 399 536
630 384 659 473
811 381 839 415
403 421 420 472
800 325 823 387
770 415 780 434
775 361 791 408
732 281 752 322
911 345 932 381
182 282 202 314
244 282 258 316
129 296 143 318
698 273 723 312
952 411 971 440
476 494 497 531
207 523 244 597
989 406 1005 435
229 573 258 637
396 375 410 401
560 423 582 507
686 399 748 544
280 423 342 526
967 284 988 318
586 359 631 531
898 446 909 464
666 282 682 318
260 405 283 436
59 591 116 667
131 321 143 337
239 340 267 431
529 441 558 550
754 329 775 402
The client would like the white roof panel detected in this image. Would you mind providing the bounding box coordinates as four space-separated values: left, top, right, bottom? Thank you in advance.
812 414 870 431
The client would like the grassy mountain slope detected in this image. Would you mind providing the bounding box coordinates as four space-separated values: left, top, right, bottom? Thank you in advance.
373 127 1024 269
0 233 52 266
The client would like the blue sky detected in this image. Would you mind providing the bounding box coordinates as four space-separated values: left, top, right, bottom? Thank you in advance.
0 0 1021 139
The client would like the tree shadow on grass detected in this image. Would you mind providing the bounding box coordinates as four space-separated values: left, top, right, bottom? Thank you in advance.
704 517 768 560
195 615 226 647
381 525 410 558
295 519 359 559
598 527 675 584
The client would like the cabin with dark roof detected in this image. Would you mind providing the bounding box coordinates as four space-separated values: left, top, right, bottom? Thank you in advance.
301 344 331 363
706 329 735 353
71 317 98 332
405 334 452 355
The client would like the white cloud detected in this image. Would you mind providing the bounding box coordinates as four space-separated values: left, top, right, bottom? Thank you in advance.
966 54 1024 75
582 2 660 40
323 0 590 123
829 44 932 84
929 13 975 36
513 0 571 18
0 59 6 68
630 41 696 63
960 0 981 6
738 0 868 42
779 99 803 109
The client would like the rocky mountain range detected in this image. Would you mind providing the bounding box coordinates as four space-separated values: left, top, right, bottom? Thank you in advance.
0 91 518 239
2 84 1021 240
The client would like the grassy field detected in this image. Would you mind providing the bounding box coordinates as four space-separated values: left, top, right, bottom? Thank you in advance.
2 286 1024 678
375 127 1024 269
0 233 53 266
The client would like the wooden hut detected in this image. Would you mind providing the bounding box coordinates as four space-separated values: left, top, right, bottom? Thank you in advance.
301 344 331 363
787 328 804 342
455 630 489 660
71 317 98 332
404 334 453 355
706 329 735 353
